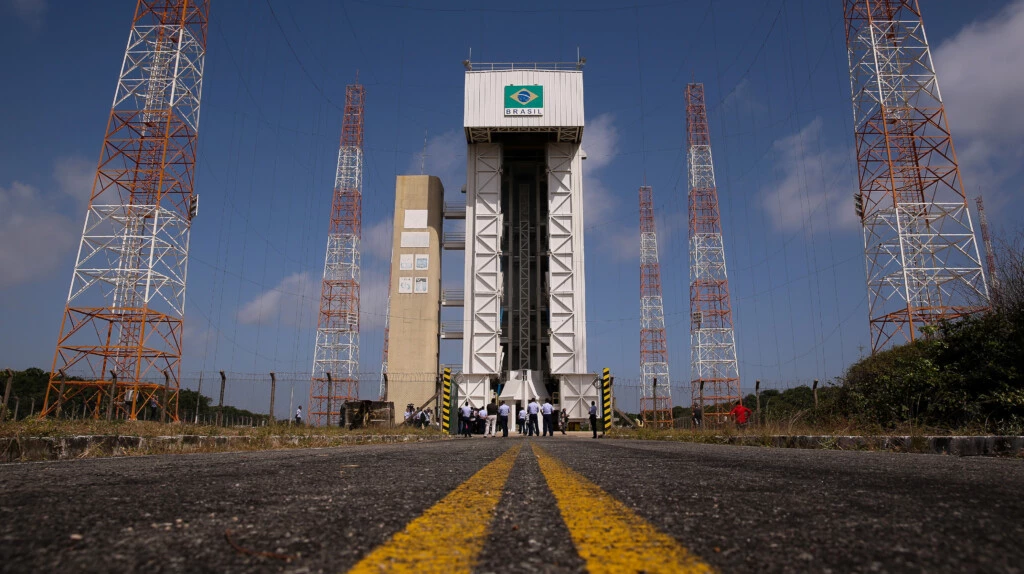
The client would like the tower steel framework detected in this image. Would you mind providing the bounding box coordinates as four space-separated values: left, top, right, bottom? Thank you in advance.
638 185 673 427
845 0 988 353
976 196 999 307
41 0 209 421
686 83 741 421
310 84 365 426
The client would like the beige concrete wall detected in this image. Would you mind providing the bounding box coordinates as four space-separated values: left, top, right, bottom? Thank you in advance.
386 175 444 420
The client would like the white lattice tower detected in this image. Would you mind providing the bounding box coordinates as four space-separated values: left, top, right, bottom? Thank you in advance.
845 0 988 352
311 84 364 426
41 0 209 421
686 83 741 420
638 185 673 427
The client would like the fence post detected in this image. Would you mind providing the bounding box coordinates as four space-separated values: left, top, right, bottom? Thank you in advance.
326 372 333 428
755 380 761 424
288 383 294 426
57 369 68 419
107 371 118 421
194 372 204 425
1 369 13 422
29 398 35 418
812 379 819 409
161 370 170 423
217 371 226 426
268 372 276 424
13 397 19 421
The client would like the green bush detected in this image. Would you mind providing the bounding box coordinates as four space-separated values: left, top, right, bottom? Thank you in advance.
838 306 1024 433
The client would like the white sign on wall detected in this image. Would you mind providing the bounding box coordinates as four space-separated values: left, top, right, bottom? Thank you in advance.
401 232 430 248
415 254 429 270
399 254 414 270
398 277 413 294
414 277 428 294
404 209 428 229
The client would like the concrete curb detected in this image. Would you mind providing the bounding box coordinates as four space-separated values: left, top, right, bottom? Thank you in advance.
0 434 449 463
665 434 1024 456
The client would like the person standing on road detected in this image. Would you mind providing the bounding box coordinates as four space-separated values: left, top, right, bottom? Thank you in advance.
729 401 752 430
541 398 554 436
486 400 498 436
497 401 510 438
295 405 303 426
518 406 527 434
589 401 598 438
460 402 473 437
559 408 569 435
478 406 488 435
527 398 540 436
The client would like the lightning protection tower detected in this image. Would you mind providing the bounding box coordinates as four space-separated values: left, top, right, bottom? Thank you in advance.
845 0 988 352
638 185 673 428
41 0 209 421
310 84 365 426
976 195 999 307
686 83 741 422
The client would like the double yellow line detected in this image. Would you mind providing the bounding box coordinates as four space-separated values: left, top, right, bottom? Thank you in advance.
348 443 713 573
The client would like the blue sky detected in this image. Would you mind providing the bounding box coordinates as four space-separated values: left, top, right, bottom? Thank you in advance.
1 0 1022 415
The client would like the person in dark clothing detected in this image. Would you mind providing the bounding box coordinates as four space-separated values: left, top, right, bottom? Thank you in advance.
692 404 704 428
559 408 569 434
589 401 599 438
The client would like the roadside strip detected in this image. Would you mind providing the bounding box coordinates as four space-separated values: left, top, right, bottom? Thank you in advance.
532 443 715 574
348 444 521 573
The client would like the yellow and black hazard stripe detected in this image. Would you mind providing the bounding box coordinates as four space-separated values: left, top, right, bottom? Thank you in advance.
441 368 452 434
601 368 612 433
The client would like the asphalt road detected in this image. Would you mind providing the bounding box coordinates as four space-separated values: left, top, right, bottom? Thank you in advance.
1 436 1022 573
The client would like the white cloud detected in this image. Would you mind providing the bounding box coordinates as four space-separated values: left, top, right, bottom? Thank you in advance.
933 0 1024 210
0 155 96 288
761 117 859 234
359 270 390 330
52 156 94 203
0 181 78 287
361 217 393 263
580 113 638 261
582 113 618 171
5 0 46 27
407 129 466 192
581 114 619 226
237 272 318 326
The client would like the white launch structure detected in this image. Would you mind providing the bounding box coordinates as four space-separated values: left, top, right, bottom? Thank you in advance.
458 62 598 420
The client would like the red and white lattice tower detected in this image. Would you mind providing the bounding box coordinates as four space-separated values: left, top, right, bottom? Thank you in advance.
310 84 365 426
686 83 742 421
845 0 989 352
638 185 673 427
976 195 999 307
378 264 391 401
41 0 209 421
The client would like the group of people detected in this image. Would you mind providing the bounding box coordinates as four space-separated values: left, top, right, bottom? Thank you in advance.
690 401 753 429
403 404 433 428
514 397 570 437
455 397 598 438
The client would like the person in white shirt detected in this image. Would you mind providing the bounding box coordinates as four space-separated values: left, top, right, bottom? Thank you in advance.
518 407 528 434
541 398 554 436
477 407 487 435
460 402 473 437
526 398 540 436
497 402 511 437
295 406 303 426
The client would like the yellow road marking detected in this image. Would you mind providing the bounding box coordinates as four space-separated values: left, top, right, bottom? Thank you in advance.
532 444 715 574
348 445 521 573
